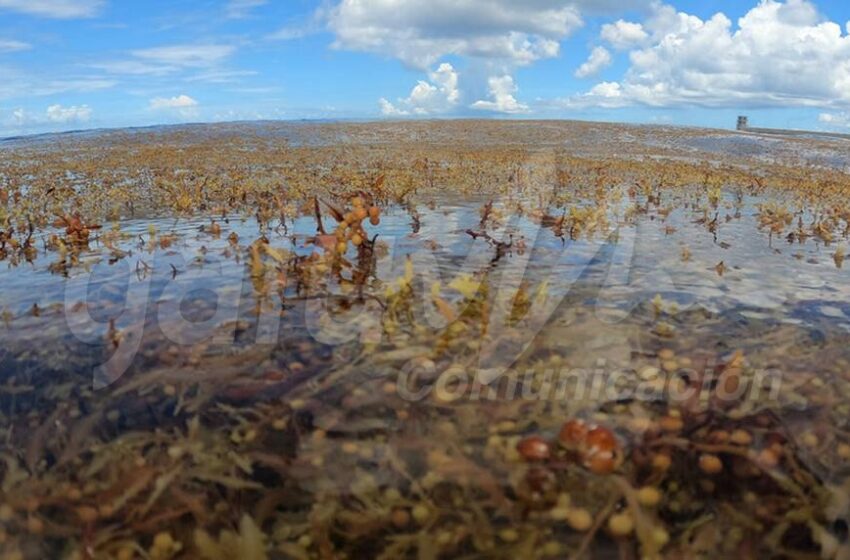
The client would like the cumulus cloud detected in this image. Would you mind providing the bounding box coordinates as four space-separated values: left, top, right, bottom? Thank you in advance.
378 98 406 117
379 63 460 116
471 75 529 114
0 0 104 18
326 0 585 69
46 104 92 122
600 19 649 49
149 94 198 110
575 46 612 78
568 0 850 109
326 0 654 116
9 104 92 127
565 81 628 108
0 39 31 52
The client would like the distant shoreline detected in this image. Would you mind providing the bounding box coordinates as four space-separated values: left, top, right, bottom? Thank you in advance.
3 117 849 146
0 117 757 144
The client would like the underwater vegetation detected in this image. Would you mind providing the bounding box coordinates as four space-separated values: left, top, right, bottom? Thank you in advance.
0 121 849 558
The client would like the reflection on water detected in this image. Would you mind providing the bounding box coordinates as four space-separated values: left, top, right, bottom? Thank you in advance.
2 189 847 333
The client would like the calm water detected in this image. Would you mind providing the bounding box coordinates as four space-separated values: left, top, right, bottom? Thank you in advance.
1 125 850 558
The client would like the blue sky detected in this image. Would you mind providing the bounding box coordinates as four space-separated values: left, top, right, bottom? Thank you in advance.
1 0 850 136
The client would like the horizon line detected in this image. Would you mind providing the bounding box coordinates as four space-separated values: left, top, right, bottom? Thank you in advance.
0 116 748 143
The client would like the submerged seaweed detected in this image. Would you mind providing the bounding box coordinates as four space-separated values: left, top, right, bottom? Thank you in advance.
0 121 849 559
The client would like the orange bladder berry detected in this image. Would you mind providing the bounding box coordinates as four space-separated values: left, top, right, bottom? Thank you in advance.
756 447 780 468
729 429 752 446
558 419 589 448
585 426 617 452
559 420 621 474
583 449 617 474
517 436 552 462
698 453 723 474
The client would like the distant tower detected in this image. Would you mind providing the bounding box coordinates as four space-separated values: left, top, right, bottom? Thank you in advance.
736 116 749 130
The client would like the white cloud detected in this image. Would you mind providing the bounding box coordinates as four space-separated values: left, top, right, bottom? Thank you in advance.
819 112 850 127
471 75 529 114
0 66 115 100
92 44 238 79
93 44 238 80
326 0 585 69
0 39 31 52
574 0 653 13
314 0 652 114
186 69 259 83
568 0 850 109
91 60 177 76
268 26 311 41
46 104 92 123
148 95 200 120
565 81 629 108
600 19 649 49
132 45 235 68
588 81 623 99
575 46 612 78
36 78 115 95
149 94 198 110
267 10 324 41
380 62 460 116
378 98 408 116
0 0 104 18
225 0 267 19
11 108 26 125
8 104 92 128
